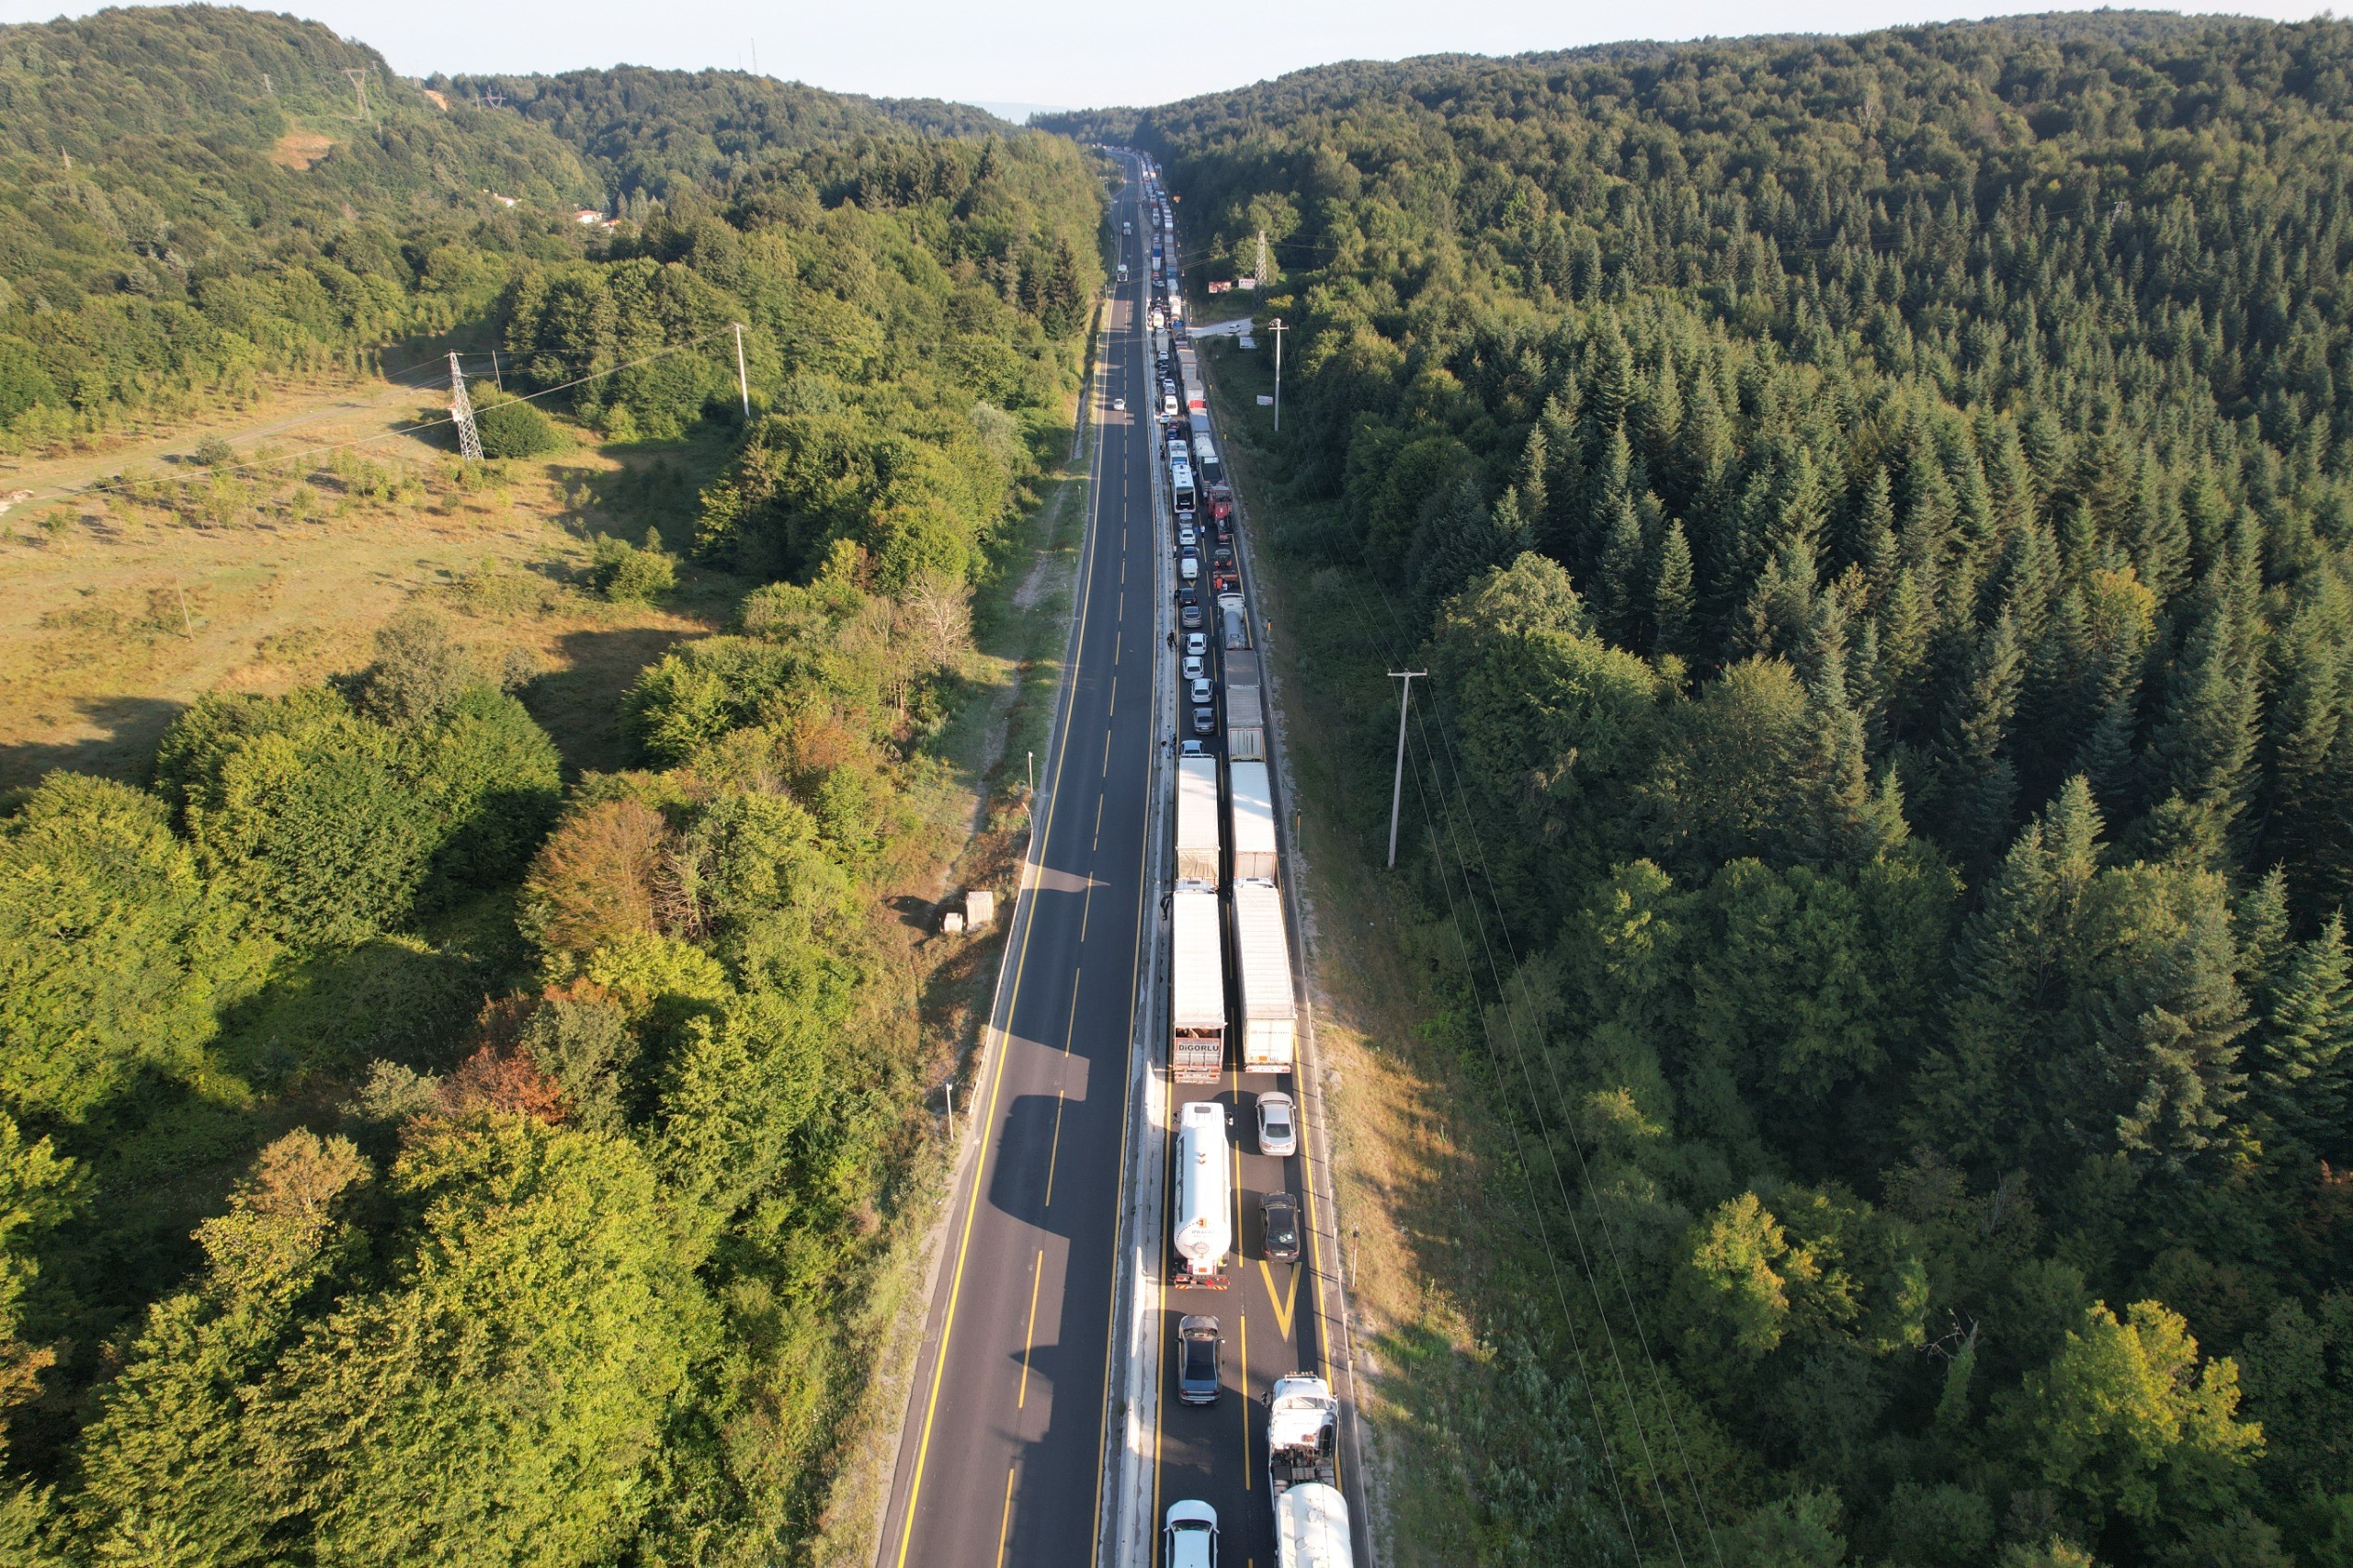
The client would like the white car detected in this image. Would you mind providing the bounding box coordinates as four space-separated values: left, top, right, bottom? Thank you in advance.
1112 396 1126 412
1178 524 1197 548
1256 1091 1298 1158
1189 676 1213 706
1186 632 1207 657
1165 1501 1218 1568
1183 653 1205 680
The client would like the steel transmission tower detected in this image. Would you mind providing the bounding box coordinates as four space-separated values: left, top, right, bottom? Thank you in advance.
449 352 483 461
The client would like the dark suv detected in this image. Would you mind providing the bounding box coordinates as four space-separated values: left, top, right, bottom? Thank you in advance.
1177 1315 1222 1405
1259 1192 1302 1264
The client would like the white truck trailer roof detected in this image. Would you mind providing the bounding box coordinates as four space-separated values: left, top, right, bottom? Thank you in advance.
1176 757 1221 891
1233 882 1297 1073
1228 759 1278 885
1170 890 1226 1031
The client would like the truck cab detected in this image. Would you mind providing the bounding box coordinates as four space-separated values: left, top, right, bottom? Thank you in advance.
1268 1374 1351 1567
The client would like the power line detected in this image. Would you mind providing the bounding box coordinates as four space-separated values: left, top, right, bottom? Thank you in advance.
1344 570 1726 1567
26 328 736 506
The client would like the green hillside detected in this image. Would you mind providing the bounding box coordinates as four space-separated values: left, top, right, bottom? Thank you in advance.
442 64 1010 203
1074 13 2353 1566
0 9 1107 1562
0 6 608 442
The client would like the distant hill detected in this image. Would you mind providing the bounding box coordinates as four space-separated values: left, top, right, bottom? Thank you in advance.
0 9 1050 451
1039 8 2231 142
0 5 597 297
439 66 1013 201
0 6 604 442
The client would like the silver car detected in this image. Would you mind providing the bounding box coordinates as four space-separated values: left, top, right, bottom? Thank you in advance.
1256 1091 1298 1157
1189 676 1213 706
1184 654 1205 681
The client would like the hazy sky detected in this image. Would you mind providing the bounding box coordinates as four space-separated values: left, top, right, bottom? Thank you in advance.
2 0 2334 110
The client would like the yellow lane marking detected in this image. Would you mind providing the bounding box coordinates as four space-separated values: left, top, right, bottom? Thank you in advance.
1093 794 1104 851
892 256 1111 1568
994 1462 1017 1568
1044 1089 1068 1208
1017 1249 1045 1410
1080 883 1093 942
1260 1258 1302 1341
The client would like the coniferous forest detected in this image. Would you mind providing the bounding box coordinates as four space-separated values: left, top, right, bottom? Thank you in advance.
1052 14 2353 1566
0 7 1102 1562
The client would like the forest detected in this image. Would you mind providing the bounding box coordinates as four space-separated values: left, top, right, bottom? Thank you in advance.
0 8 1102 1563
1051 14 2353 1566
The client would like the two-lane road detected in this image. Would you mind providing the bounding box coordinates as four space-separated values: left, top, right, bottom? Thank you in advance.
878 163 1162 1568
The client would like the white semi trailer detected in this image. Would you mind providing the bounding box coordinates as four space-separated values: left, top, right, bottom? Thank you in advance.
1176 756 1221 892
1233 881 1297 1074
1268 1374 1351 1567
1171 1099 1232 1288
1170 888 1226 1083
1227 759 1278 885
1224 685 1265 761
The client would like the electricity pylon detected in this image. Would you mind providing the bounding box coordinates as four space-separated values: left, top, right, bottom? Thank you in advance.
449 352 483 461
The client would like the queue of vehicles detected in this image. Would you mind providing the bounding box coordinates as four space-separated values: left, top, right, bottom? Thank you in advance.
1129 156 1352 1568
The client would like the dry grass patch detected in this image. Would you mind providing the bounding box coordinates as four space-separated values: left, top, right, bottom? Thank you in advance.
269 131 335 170
0 381 742 788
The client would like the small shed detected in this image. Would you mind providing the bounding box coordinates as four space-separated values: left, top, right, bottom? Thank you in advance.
938 909 966 936
964 890 997 931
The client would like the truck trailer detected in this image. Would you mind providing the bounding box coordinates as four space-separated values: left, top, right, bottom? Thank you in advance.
1172 1099 1233 1287
1170 889 1226 1082
1224 685 1265 761
1233 882 1297 1074
1227 758 1278 885
1176 757 1221 892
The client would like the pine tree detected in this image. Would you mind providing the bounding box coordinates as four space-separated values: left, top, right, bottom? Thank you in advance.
1653 517 1697 658
1910 778 2100 1166
1583 421 1634 576
1857 466 1898 604
2248 912 2353 1153
1928 608 2025 869
1593 493 1648 647
2141 568 2261 852
1533 392 1584 562
2235 867 2293 999
1510 419 1549 525
2262 574 2353 915
1586 317 1634 432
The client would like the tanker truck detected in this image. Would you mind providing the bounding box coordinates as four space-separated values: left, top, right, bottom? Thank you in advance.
1171 1099 1232 1288
1267 1373 1352 1567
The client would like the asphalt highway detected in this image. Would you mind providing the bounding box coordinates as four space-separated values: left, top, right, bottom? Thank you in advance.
879 154 1337 1568
876 162 1162 1568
